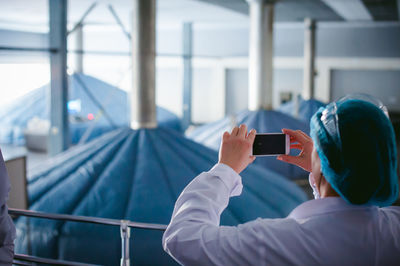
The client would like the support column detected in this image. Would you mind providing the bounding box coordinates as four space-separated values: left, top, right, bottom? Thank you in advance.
49 0 69 155
182 23 193 130
247 0 274 111
398 0 400 23
74 24 83 73
302 18 316 100
131 0 157 129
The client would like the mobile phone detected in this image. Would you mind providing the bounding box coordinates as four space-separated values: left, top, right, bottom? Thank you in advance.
252 133 290 156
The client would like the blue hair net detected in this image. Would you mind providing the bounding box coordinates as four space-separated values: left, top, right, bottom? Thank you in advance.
310 99 398 206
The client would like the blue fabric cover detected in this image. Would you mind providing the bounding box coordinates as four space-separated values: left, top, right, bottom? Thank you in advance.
310 99 398 206
279 97 326 123
15 127 307 265
188 109 310 180
0 74 181 145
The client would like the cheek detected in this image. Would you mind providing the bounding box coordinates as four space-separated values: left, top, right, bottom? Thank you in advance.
311 148 321 182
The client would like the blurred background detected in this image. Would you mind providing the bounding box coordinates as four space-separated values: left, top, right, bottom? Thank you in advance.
1 0 399 265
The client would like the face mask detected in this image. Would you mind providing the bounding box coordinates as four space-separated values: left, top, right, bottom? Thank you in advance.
309 173 320 199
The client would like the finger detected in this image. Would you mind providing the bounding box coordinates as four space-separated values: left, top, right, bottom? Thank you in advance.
231 127 239 136
297 131 313 150
247 129 256 142
282 128 299 139
277 154 302 166
222 131 230 141
290 143 303 150
287 132 299 144
238 124 247 138
298 130 312 142
282 128 308 145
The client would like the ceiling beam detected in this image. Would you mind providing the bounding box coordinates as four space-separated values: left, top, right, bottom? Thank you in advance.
321 0 373 21
194 0 248 15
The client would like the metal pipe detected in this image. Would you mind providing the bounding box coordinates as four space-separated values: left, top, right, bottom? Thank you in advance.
74 24 84 73
9 208 167 230
182 22 193 130
247 0 275 111
14 254 99 266
131 0 157 129
67 50 244 58
11 260 32 266
120 220 131 266
302 18 316 100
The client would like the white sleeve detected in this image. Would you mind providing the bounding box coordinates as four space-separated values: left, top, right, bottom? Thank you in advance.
162 164 332 266
162 163 271 265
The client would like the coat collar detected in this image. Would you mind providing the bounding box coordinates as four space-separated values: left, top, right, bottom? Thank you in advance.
288 197 375 220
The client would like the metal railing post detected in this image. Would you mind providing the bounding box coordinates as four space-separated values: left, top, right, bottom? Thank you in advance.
9 208 167 265
120 220 131 266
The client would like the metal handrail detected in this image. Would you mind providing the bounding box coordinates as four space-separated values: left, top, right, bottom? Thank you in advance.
13 254 100 266
9 208 167 230
9 208 168 266
11 259 31 266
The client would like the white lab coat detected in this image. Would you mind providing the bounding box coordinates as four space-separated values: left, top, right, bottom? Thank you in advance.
163 163 400 266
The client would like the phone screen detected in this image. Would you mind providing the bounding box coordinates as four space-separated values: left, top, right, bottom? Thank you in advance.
253 134 286 156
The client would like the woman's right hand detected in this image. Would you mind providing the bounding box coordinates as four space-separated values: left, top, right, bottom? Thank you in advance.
277 128 313 172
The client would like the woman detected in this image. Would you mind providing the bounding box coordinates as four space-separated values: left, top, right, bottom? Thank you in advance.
163 96 400 265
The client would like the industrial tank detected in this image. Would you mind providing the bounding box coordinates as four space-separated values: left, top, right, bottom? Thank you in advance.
16 127 307 265
188 109 310 180
279 96 326 123
0 73 181 146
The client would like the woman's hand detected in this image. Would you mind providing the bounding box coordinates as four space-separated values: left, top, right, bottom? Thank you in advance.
277 128 313 172
218 124 256 174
